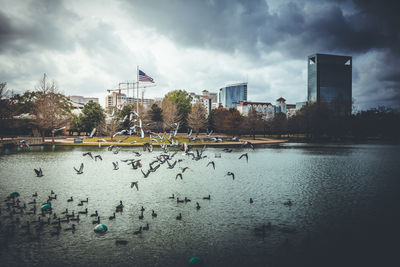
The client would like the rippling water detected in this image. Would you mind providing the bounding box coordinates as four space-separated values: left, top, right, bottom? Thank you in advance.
1 143 399 267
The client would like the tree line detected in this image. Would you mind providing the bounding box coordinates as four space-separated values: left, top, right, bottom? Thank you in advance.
1 75 400 141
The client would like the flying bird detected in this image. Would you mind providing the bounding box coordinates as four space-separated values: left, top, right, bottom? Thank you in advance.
94 155 102 161
82 152 93 159
34 168 43 177
227 172 235 180
176 173 183 180
181 167 189 173
141 169 150 178
207 161 215 169
167 160 177 169
74 163 84 174
242 141 254 150
112 161 119 170
130 181 139 191
238 153 248 163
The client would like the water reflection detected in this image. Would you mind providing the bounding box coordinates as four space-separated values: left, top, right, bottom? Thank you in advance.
0 144 399 266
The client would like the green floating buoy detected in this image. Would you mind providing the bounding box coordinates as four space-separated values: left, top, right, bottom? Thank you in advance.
52 145 55 148
17 147 21 151
189 257 202 265
41 204 52 211
29 146 33 150
5 148 9 152
9 192 20 198
94 224 108 233
40 146 44 149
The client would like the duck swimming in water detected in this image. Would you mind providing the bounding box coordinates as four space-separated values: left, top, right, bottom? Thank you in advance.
139 211 144 220
64 224 76 231
90 210 98 217
152 210 157 217
133 226 142 235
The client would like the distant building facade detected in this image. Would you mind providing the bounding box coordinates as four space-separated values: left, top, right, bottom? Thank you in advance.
69 95 99 105
237 97 296 119
219 82 247 108
308 53 352 115
237 101 274 120
189 90 219 115
105 92 154 111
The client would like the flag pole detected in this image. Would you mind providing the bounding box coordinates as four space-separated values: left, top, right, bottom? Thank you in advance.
137 65 139 115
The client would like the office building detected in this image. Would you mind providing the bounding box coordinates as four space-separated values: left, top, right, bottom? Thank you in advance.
219 82 247 108
308 53 352 115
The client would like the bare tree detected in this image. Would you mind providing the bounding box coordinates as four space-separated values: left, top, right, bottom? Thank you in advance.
161 98 182 132
188 102 207 136
33 74 72 143
99 118 120 141
0 82 12 120
246 107 263 139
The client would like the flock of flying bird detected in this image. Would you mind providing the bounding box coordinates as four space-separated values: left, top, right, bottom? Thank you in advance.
2 123 294 247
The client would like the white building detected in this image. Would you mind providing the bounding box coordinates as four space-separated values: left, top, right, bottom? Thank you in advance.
105 92 154 111
237 97 296 119
189 90 218 115
237 101 274 120
69 95 99 105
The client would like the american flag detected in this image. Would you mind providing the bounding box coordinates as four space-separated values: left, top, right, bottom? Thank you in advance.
139 70 154 83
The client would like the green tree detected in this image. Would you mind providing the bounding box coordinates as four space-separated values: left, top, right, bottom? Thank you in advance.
164 90 192 131
117 104 135 128
68 114 84 136
10 91 36 115
81 101 106 134
147 103 163 132
207 108 216 131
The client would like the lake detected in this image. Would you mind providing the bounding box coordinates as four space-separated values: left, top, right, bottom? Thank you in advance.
1 143 399 267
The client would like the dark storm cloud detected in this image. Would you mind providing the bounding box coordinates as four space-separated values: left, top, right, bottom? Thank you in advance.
0 0 79 54
1 0 399 109
124 0 400 108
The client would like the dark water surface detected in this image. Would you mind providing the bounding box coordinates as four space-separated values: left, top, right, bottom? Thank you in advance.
1 143 399 267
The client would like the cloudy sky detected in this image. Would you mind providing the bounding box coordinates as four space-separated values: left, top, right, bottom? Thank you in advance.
1 0 399 110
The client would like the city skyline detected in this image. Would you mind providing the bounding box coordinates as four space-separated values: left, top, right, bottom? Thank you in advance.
0 0 399 111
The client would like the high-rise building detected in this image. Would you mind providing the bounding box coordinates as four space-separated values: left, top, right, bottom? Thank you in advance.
219 82 247 108
308 53 352 115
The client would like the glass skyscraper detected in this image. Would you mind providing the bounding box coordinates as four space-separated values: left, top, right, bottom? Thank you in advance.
219 82 247 108
308 53 352 115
